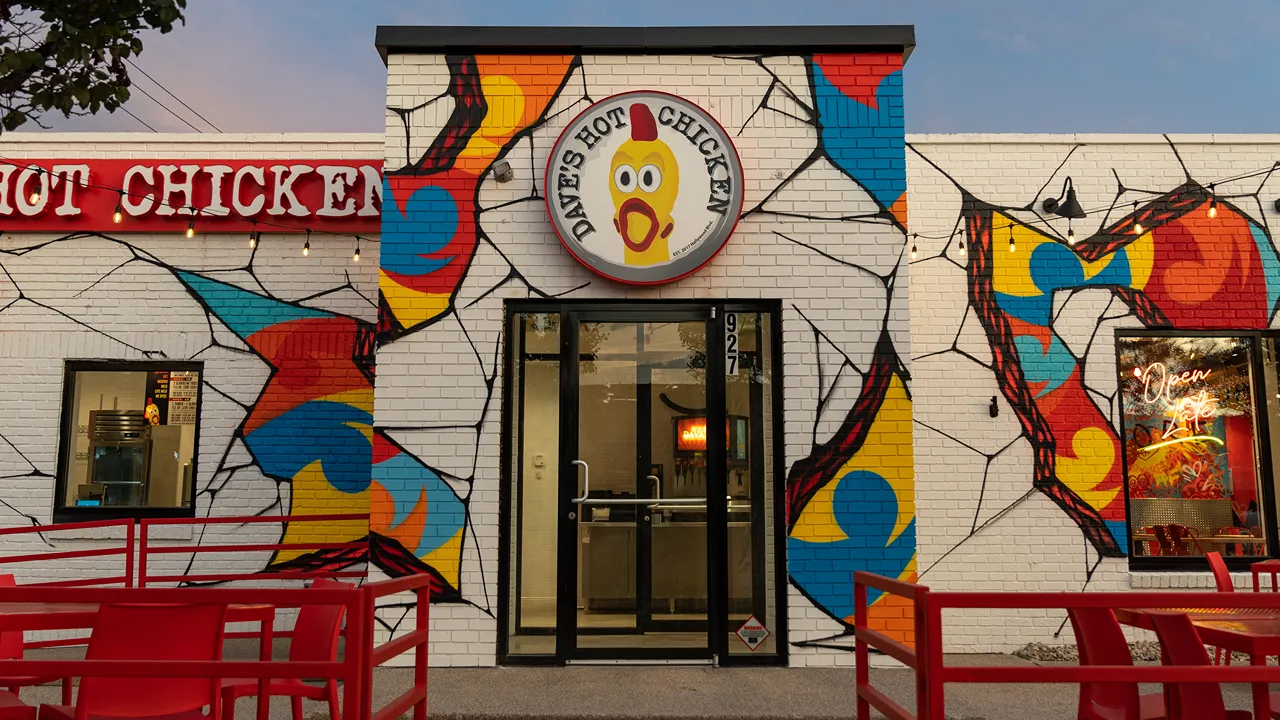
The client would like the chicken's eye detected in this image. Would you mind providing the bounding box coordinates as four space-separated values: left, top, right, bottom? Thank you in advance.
638 164 662 193
613 165 637 192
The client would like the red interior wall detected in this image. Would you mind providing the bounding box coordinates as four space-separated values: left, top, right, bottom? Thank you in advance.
1224 415 1258 524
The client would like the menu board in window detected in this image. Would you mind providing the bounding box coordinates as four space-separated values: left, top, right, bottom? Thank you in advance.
167 371 199 425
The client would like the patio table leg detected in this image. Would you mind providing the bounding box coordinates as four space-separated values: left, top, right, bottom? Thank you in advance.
1251 651 1270 719
257 613 274 720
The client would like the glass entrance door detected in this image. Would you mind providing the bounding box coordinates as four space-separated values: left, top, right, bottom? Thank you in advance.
563 311 715 658
500 301 784 665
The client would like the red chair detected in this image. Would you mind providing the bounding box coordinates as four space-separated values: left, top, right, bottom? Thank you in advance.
1067 607 1166 720
221 579 351 720
1146 611 1251 720
1205 551 1235 666
1168 525 1205 556
40 603 227 720
1153 526 1179 557
0 574 70 704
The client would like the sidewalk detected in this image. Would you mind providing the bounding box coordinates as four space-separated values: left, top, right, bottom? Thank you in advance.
384 654 1261 720
16 650 1265 719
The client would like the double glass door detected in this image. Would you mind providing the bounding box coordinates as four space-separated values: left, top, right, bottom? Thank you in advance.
503 302 781 664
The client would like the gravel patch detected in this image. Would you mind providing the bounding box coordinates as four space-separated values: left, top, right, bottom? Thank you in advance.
1014 640 1276 665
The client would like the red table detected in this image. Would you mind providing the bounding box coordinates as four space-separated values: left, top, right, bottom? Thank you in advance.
1115 607 1280 718
0 602 276 717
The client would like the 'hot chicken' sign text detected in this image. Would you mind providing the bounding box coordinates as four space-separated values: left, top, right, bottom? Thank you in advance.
545 91 744 284
0 159 382 234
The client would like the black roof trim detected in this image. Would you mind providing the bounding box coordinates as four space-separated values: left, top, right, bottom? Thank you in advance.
374 25 915 64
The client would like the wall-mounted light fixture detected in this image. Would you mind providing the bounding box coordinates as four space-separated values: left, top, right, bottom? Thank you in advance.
492 160 514 183
1042 177 1087 219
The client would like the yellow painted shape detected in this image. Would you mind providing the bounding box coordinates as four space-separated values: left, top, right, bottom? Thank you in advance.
458 75 525 167
789 474 847 543
275 460 370 565
379 270 450 328
425 529 463 587
319 388 374 414
1126 232 1155 289
840 375 915 546
992 212 1052 298
1057 426 1119 512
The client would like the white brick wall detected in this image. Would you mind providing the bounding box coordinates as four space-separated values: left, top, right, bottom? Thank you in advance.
908 134 1280 652
380 53 912 666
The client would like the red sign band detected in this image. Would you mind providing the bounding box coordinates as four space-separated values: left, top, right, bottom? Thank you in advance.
0 159 383 234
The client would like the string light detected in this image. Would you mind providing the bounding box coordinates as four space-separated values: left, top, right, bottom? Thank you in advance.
185 207 196 239
1132 201 1143 235
302 229 310 257
1009 223 1016 253
910 233 918 261
957 230 966 257
353 235 362 263
248 222 258 249
27 167 41 204
1208 184 1218 219
1067 224 1076 246
112 191 124 224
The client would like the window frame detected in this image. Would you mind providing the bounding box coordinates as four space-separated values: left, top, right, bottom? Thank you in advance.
1116 329 1279 572
53 359 204 523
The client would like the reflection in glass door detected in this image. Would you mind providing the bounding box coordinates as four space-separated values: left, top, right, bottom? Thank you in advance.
569 315 711 656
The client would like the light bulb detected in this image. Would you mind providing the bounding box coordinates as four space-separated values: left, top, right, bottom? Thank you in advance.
248 231 257 249
910 237 917 260
1208 199 1218 219
303 240 310 257
1134 220 1144 234
958 239 966 256
1067 228 1076 245
185 219 195 239
27 189 39 204
1009 238 1016 252
353 236 362 262
112 205 123 224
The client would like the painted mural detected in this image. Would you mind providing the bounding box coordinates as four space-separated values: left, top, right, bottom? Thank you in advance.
910 138 1280 584
379 51 916 655
0 230 380 580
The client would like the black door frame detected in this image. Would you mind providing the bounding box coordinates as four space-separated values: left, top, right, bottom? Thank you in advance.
497 299 787 666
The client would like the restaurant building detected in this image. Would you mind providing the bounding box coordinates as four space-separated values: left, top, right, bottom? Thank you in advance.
3 24 1280 668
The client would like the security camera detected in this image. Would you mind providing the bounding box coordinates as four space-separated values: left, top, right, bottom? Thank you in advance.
493 160 514 183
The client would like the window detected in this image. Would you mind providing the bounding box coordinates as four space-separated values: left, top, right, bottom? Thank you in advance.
55 361 203 521
1118 334 1269 564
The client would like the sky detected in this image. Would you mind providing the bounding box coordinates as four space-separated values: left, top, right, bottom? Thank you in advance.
30 0 1280 135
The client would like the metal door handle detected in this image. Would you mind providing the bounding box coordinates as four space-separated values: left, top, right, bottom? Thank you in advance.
571 460 589 503
647 475 661 501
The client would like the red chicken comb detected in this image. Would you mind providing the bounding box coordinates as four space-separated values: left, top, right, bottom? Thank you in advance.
630 103 657 142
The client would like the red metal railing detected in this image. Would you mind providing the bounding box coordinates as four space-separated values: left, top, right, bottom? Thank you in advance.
0 518 135 588
0 583 367 720
854 571 1280 720
364 573 431 720
138 513 369 587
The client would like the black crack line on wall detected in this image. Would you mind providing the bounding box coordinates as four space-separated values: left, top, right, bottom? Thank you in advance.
920 489 1037 579
387 89 453 172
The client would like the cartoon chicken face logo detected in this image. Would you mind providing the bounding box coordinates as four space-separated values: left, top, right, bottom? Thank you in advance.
609 103 680 267
144 398 161 425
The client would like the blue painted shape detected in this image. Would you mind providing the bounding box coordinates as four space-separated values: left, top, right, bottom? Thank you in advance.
372 452 465 557
1014 334 1077 398
244 401 373 494
788 470 916 613
811 63 905 213
1249 221 1280 320
1106 521 1129 554
381 180 459 277
178 272 330 339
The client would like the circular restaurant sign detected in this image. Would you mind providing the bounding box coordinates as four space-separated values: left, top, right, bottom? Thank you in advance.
545 91 745 285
